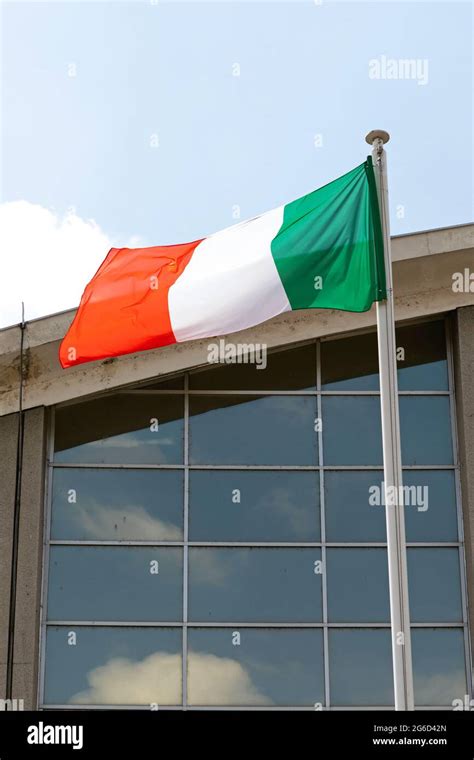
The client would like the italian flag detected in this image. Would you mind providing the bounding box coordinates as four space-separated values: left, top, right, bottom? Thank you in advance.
60 158 385 368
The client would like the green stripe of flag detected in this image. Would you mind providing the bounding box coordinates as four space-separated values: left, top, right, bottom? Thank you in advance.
271 157 386 313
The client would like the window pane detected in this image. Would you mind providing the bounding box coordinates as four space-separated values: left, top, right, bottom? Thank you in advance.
44 626 182 705
325 471 385 542
327 549 389 623
403 470 458 542
187 628 324 706
322 396 382 465
412 628 466 706
325 470 458 543
189 470 319 542
324 397 453 466
408 548 462 623
400 396 453 465
47 547 183 622
321 332 379 391
189 396 318 465
321 320 448 392
329 629 393 706
54 395 184 464
188 548 322 622
396 321 448 391
51 469 183 541
189 343 316 391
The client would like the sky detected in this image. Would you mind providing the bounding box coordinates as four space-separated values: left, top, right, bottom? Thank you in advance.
1 0 473 327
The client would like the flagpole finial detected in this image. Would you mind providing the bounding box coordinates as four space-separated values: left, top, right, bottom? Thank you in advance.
365 129 390 145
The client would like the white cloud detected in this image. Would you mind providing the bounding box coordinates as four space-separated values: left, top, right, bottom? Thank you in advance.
189 548 233 588
188 651 272 706
71 652 181 706
0 201 145 328
70 650 272 706
74 501 182 541
258 486 313 536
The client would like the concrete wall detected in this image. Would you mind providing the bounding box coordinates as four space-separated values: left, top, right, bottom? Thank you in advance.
453 306 474 680
0 413 18 700
0 408 47 708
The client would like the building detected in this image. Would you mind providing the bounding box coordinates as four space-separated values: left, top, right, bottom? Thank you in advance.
1 222 474 710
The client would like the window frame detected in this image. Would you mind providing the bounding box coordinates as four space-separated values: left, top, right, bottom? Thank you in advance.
37 315 473 710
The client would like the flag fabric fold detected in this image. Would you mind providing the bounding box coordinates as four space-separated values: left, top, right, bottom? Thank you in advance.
59 157 385 368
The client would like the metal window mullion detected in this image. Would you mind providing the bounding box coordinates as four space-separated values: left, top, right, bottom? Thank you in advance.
40 703 184 710
49 540 185 546
408 622 466 628
188 541 323 547
186 390 445 397
44 620 466 628
50 463 457 471
445 316 473 700
45 621 327 628
317 340 330 709
46 540 462 548
323 391 450 396
38 703 458 711
323 465 456 470
182 373 190 710
46 620 184 627
188 464 321 470
51 463 185 470
51 372 451 413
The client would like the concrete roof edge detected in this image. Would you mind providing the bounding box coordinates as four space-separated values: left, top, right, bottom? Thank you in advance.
391 220 474 239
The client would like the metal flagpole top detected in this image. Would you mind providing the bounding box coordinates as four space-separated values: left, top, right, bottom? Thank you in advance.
365 129 390 146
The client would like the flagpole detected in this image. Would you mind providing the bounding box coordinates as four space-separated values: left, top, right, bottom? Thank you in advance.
365 130 414 711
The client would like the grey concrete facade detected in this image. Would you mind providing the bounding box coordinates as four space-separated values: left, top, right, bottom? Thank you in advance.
0 408 47 708
0 413 18 701
0 223 473 708
13 407 47 708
